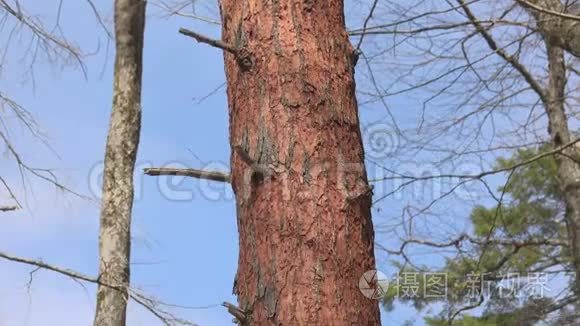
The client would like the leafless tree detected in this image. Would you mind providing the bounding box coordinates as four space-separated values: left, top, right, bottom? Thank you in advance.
0 2 204 325
348 0 580 322
0 0 93 211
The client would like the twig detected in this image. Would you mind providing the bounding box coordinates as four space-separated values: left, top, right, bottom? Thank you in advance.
0 250 101 284
0 130 90 201
457 0 546 101
149 1 221 25
0 206 18 212
144 167 231 183
384 234 564 256
85 0 113 39
355 0 379 50
516 0 580 22
222 301 246 324
178 28 237 54
370 137 580 183
0 250 197 325
448 294 484 325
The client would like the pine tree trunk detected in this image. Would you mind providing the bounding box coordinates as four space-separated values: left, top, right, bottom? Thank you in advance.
219 1 381 324
544 42 580 296
93 0 145 325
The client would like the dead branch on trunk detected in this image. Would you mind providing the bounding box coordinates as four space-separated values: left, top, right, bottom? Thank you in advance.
144 167 230 183
178 28 237 54
222 302 246 324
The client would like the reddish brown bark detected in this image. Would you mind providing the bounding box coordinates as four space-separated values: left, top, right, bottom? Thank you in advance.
219 1 380 324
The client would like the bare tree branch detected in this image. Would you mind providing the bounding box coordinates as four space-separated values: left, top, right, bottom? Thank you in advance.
457 0 546 100
150 0 221 25
0 205 18 212
178 27 237 54
516 0 580 21
0 0 86 75
222 301 246 324
144 167 231 183
0 250 200 325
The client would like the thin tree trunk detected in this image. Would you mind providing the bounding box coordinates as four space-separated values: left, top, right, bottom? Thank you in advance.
93 0 146 325
219 1 380 324
544 42 580 296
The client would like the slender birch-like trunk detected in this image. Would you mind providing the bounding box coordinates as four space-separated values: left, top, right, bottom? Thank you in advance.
93 0 146 325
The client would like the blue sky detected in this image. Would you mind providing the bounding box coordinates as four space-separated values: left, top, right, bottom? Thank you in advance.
0 0 238 324
0 0 560 325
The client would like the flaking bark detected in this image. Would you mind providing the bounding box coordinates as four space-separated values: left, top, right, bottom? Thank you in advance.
93 0 146 325
219 0 381 324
